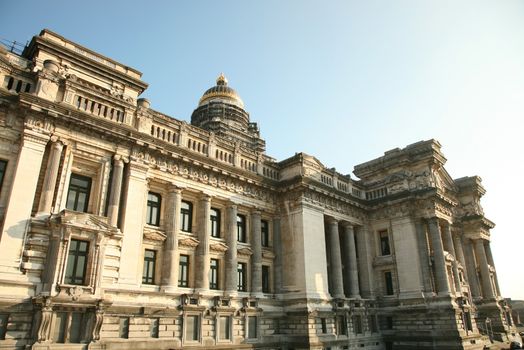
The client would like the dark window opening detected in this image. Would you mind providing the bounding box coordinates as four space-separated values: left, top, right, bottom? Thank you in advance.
379 230 391 256
237 214 246 242
210 258 219 290
64 239 89 285
179 254 189 287
385 271 394 295
66 174 91 212
262 265 270 293
181 201 193 232
261 220 269 247
210 208 221 238
237 262 247 292
146 192 161 226
142 249 156 284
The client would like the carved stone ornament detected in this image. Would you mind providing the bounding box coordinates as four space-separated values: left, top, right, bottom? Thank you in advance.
237 246 253 257
210 241 229 253
178 236 200 248
143 227 167 242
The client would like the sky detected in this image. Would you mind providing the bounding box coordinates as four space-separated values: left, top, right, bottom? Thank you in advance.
2 1 523 299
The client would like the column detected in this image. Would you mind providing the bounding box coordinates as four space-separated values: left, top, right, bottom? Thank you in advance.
195 195 211 290
341 223 360 298
474 239 495 299
0 129 48 273
463 239 481 299
161 185 181 290
442 224 462 294
428 218 450 295
106 156 124 227
484 243 501 296
415 219 434 293
356 226 375 298
224 203 238 293
250 211 262 294
273 217 282 294
452 232 468 281
37 139 63 213
326 217 344 299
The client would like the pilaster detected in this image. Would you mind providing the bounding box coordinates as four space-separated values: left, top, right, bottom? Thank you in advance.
161 185 181 291
250 210 262 295
37 138 63 214
195 194 211 291
224 203 238 294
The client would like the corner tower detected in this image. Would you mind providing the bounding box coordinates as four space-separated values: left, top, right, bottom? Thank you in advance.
191 74 266 153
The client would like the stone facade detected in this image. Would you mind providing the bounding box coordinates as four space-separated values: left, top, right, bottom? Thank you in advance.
0 29 519 350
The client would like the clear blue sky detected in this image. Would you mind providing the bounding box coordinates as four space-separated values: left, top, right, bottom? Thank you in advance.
2 1 523 299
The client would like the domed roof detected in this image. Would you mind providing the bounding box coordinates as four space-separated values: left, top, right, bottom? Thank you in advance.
198 73 244 109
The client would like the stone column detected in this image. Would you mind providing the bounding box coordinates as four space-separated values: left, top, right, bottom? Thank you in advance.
250 211 262 294
484 243 501 296
415 220 434 293
38 139 63 213
107 156 124 227
474 239 495 299
428 218 450 295
161 185 181 290
326 217 344 299
463 238 481 299
273 217 282 294
195 195 211 291
0 128 49 273
356 225 375 298
452 232 468 281
224 203 238 293
341 222 360 298
442 223 462 294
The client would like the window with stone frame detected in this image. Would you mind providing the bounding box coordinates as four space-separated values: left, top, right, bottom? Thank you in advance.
64 239 89 285
150 318 159 338
210 208 221 238
66 174 92 213
384 271 394 295
146 192 161 226
142 249 157 285
218 315 231 340
237 214 246 242
181 201 193 232
262 265 270 293
352 315 363 334
0 314 8 340
247 316 257 339
379 230 391 256
336 314 348 335
210 258 219 290
52 311 85 343
184 314 200 342
261 219 269 247
119 317 129 339
179 254 189 287
237 262 247 292
368 314 378 333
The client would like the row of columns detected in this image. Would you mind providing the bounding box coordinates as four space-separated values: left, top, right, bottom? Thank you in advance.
325 217 363 299
423 217 498 300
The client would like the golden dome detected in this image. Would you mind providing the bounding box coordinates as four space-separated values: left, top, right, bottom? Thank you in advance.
198 74 244 109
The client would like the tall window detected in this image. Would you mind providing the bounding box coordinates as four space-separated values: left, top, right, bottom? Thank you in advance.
247 316 257 339
379 230 391 256
119 317 129 339
181 201 193 232
51 311 83 343
66 174 91 212
179 255 189 287
336 315 347 335
237 214 246 242
262 265 270 293
385 271 394 295
261 220 269 247
0 160 7 195
146 192 161 226
237 262 247 292
65 239 89 285
219 316 230 340
353 315 363 334
142 249 156 284
0 314 7 340
210 258 219 290
210 208 221 238
150 318 159 338
369 315 378 333
185 315 199 341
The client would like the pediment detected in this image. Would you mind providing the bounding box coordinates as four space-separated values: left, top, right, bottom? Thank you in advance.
210 242 228 253
434 167 458 192
178 236 199 248
143 227 167 242
262 249 275 259
237 246 253 256
54 210 118 234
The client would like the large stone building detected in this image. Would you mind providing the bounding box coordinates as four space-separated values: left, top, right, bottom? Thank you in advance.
0 29 519 350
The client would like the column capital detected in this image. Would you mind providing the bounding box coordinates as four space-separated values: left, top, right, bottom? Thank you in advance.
340 221 354 230
200 193 212 202
227 202 238 210
250 209 261 217
326 216 338 225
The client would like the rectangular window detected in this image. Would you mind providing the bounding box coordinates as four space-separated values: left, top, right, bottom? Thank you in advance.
320 317 327 333
262 265 270 293
179 255 189 287
146 192 161 226
261 220 269 247
248 316 257 339
0 160 7 195
379 230 391 256
142 249 156 285
185 315 199 341
69 312 83 343
385 271 394 295
237 262 247 292
237 214 246 242
52 312 68 343
64 239 89 285
353 315 362 334
219 316 230 340
464 312 473 331
386 316 393 330
0 314 7 340
150 318 159 338
210 258 219 290
336 315 347 335
210 208 221 238
369 315 378 333
119 317 129 339
66 174 91 212
181 201 193 232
